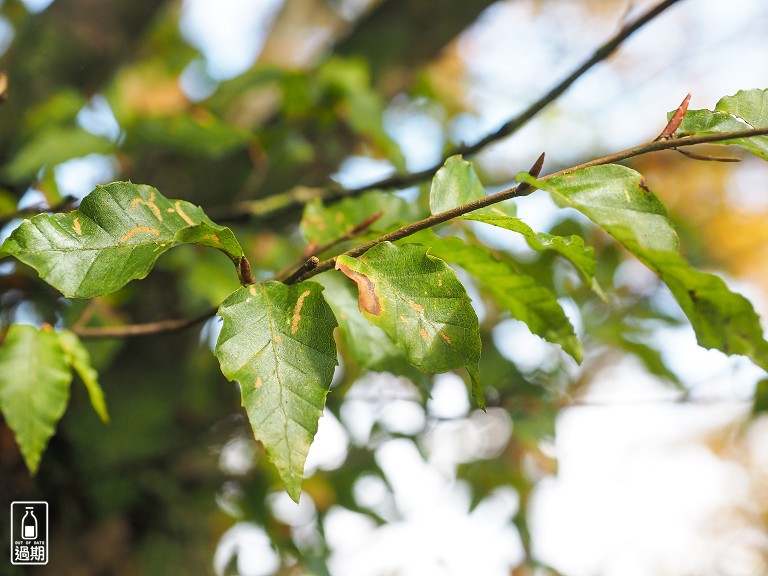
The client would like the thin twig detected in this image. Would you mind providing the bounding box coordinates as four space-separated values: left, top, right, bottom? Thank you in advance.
290 153 547 283
218 0 684 222
73 307 217 339
545 126 768 177
675 148 740 162
272 211 383 282
290 126 768 283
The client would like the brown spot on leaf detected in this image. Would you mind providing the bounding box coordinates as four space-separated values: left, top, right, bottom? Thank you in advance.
120 226 160 242
73 217 82 236
439 332 452 345
292 290 311 334
203 233 221 244
399 315 411 325
335 260 382 316
175 201 196 226
407 300 425 315
249 285 258 297
254 377 263 389
130 190 163 221
419 328 429 340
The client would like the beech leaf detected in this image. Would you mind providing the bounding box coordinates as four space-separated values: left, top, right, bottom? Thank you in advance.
519 165 768 371
335 242 482 383
430 155 515 216
412 231 583 364
58 330 109 423
0 325 71 474
214 282 338 502
2 182 245 298
315 271 428 386
674 88 768 160
463 213 605 299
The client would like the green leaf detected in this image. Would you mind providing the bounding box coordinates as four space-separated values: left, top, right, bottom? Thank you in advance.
214 282 338 502
616 337 682 386
463 213 605 299
753 378 768 416
674 88 768 160
411 231 582 363
430 155 514 216
643 251 768 371
317 58 405 168
3 126 113 181
716 88 768 128
335 242 482 377
2 182 245 298
300 190 422 247
520 165 679 253
519 165 768 371
128 115 249 158
58 330 109 423
314 271 427 385
0 325 72 473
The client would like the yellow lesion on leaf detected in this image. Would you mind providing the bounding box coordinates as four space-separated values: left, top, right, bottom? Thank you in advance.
203 233 221 244
291 290 311 334
419 328 429 340
399 315 411 325
120 226 161 242
174 201 196 226
72 217 82 236
254 377 263 389
407 300 425 315
130 190 163 221
439 332 452 345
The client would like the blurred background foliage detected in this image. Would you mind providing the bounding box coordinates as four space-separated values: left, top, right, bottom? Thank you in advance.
1 0 768 574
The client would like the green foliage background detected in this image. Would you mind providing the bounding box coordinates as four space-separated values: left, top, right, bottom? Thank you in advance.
1 1 768 575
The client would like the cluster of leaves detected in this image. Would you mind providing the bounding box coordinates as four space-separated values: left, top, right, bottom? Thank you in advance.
2 89 768 502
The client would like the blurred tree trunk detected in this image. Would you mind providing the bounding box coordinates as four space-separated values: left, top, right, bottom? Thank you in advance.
0 0 169 188
334 0 498 96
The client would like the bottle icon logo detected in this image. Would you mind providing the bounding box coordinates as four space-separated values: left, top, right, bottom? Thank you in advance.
10 501 48 565
21 507 37 540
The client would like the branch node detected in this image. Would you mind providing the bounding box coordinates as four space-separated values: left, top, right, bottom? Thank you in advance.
283 256 320 285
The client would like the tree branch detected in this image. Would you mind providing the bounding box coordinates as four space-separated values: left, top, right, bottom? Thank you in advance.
69 125 768 338
221 0 685 222
290 126 768 283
